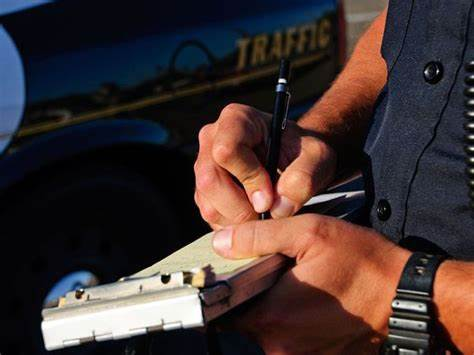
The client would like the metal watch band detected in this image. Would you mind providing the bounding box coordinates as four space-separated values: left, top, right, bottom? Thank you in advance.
383 252 446 355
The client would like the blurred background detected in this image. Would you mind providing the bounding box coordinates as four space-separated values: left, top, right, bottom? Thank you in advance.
344 0 387 53
0 0 385 354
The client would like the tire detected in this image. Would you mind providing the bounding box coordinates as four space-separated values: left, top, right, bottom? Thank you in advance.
0 163 190 355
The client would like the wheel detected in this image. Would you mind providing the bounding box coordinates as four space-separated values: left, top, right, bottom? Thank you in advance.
0 163 188 355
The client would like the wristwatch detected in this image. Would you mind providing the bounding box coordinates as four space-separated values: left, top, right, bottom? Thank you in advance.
383 252 446 355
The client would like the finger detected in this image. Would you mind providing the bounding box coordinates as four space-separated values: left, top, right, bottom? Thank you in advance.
212 104 273 213
195 155 257 224
271 138 336 218
194 191 224 230
195 124 257 224
212 214 330 259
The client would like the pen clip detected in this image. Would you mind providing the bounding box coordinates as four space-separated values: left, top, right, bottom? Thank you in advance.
281 91 291 130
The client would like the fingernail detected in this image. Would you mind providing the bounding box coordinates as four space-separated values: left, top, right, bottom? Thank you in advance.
271 196 295 218
251 190 269 213
213 228 233 253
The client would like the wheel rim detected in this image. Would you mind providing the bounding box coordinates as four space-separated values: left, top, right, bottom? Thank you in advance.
43 270 99 307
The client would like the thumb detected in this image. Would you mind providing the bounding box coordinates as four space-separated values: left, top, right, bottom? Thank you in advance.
271 138 336 218
212 215 323 259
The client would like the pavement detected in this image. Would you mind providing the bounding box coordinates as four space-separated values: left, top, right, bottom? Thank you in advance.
344 0 388 53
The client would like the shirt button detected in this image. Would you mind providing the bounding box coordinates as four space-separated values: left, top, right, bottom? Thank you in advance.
376 199 391 221
423 62 443 84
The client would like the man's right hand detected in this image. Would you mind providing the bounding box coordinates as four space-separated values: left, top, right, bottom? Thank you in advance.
194 103 337 229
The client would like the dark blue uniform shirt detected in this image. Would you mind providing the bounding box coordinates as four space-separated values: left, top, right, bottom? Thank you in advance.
364 0 474 260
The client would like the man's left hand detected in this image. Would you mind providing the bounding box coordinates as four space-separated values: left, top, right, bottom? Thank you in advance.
212 214 411 354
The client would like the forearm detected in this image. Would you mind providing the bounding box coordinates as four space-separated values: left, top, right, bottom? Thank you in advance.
434 260 474 353
298 9 388 161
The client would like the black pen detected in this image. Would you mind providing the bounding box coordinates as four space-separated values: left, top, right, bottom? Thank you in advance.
261 59 291 220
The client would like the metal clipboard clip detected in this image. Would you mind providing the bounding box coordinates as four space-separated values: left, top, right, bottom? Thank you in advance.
41 255 287 351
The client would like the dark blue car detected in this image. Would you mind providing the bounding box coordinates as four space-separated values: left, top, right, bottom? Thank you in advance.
0 1 346 353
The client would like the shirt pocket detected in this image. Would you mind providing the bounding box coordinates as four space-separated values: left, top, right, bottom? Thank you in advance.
382 0 414 73
364 85 388 155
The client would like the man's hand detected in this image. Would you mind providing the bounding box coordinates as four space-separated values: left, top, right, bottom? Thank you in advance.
194 9 388 230
212 214 411 354
194 104 337 229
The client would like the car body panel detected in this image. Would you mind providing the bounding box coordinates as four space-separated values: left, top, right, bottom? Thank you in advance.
1 0 340 154
0 0 51 16
0 119 170 191
0 1 343 352
0 24 25 152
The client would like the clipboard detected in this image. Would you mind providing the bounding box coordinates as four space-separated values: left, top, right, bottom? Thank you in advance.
41 176 365 351
41 236 287 351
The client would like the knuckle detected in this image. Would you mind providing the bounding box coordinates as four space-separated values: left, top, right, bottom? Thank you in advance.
195 168 218 191
286 169 312 188
194 191 221 224
294 216 322 260
300 226 318 246
304 136 324 152
234 208 255 225
198 124 214 144
193 160 200 175
305 214 329 241
200 204 221 224
306 137 335 161
212 143 235 166
283 170 314 201
240 167 263 187
220 104 257 127
300 233 319 255
221 103 245 117
193 159 206 180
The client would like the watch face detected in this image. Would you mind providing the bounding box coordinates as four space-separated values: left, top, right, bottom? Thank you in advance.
0 25 25 153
